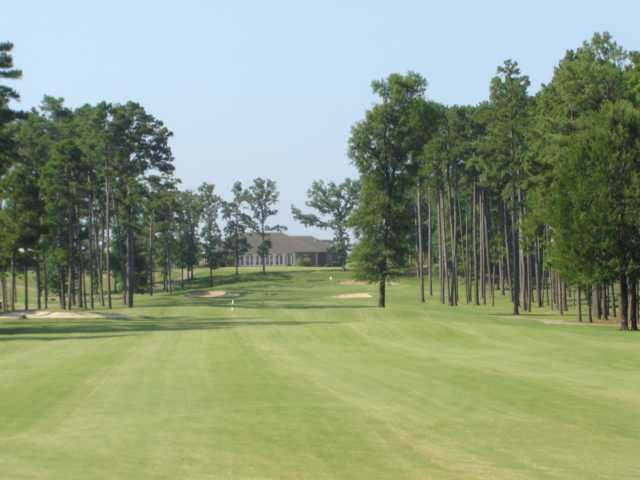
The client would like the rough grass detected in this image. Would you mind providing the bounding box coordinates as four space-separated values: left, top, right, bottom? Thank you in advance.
0 267 638 479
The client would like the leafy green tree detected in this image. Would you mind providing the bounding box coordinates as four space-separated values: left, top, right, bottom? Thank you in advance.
292 178 359 269
349 72 431 307
5 110 51 310
198 182 223 286
483 59 531 315
109 102 174 307
0 41 21 176
176 189 202 286
547 101 640 330
247 178 285 273
40 139 88 309
222 181 251 275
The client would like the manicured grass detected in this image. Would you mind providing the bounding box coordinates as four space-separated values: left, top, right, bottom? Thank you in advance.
0 267 638 479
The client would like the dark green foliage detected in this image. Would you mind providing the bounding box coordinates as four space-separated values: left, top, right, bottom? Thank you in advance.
223 181 252 275
292 178 359 269
349 72 434 307
247 177 285 273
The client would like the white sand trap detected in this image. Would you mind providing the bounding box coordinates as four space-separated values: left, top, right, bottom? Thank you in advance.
334 293 372 299
187 290 227 298
337 280 370 286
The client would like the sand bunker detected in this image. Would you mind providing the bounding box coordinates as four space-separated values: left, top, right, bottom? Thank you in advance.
337 280 370 286
334 293 372 299
186 290 227 298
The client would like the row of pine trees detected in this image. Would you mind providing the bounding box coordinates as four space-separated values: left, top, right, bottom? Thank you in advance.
349 33 640 330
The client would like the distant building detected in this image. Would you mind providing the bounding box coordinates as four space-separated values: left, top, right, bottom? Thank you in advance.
239 232 334 267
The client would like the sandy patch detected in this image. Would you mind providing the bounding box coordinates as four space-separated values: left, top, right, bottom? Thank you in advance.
186 290 227 298
334 293 372 299
337 280 370 286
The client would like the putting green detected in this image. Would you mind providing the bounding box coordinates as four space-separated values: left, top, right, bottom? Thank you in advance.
0 267 638 479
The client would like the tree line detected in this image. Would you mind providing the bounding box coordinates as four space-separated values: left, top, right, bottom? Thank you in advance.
349 32 640 331
0 41 362 310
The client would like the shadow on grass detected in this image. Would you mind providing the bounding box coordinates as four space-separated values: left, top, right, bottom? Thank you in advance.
0 334 138 342
0 316 354 340
175 271 295 291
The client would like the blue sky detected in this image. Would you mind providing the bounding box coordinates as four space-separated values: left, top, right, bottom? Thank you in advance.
2 0 639 236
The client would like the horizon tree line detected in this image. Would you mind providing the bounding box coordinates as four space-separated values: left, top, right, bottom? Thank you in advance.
0 40 354 311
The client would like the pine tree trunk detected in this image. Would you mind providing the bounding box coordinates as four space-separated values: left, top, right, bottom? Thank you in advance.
437 193 443 304
43 254 48 310
105 173 113 309
149 217 154 296
98 221 105 306
611 283 617 318
416 182 425 303
503 204 512 302
511 187 519 315
67 212 74 311
416 181 425 303
577 287 582 322
126 205 135 308
619 274 629 330
447 185 457 306
378 277 386 308
10 251 16 311
59 268 66 310
472 182 479 305
88 202 95 310
23 262 28 312
629 274 637 330
1 271 6 312
36 257 42 311
427 191 433 296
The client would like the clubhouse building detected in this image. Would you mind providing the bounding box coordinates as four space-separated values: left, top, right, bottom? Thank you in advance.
240 232 334 267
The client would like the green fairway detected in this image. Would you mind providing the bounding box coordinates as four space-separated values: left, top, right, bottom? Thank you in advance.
0 268 638 479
